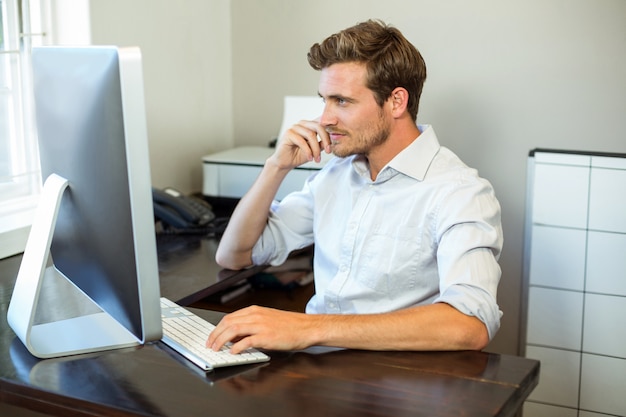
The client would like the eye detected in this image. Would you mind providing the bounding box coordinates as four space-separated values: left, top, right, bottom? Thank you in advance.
320 95 351 106
333 96 352 107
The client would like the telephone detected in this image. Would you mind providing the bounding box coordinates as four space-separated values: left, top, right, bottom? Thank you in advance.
152 187 216 231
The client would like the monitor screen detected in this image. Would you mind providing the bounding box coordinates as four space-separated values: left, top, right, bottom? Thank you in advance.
8 46 162 358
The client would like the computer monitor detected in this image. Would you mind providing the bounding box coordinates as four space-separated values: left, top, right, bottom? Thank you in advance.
7 46 162 358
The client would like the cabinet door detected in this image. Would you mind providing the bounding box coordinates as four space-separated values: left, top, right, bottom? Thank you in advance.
525 151 626 416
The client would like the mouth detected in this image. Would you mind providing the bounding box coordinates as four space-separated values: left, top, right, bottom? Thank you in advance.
327 130 346 144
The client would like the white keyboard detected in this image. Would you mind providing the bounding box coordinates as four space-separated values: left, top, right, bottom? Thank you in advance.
160 297 269 371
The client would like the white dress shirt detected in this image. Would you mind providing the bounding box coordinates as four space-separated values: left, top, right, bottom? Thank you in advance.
251 125 503 339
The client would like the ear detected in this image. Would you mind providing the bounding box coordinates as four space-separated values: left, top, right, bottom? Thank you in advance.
389 87 409 118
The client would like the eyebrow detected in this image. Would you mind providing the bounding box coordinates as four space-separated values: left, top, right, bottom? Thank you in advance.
318 92 355 103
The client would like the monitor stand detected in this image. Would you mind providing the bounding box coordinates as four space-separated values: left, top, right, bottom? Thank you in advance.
7 174 141 359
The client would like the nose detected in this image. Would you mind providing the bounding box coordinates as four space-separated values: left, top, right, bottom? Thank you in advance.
319 103 337 127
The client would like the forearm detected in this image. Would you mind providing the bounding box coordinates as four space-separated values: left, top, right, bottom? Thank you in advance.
217 119 330 270
215 160 291 270
309 303 489 351
209 302 489 354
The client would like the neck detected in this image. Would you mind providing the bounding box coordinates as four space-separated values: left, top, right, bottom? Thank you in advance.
366 122 421 181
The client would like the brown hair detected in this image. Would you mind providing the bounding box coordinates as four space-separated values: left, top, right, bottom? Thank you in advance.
307 19 427 120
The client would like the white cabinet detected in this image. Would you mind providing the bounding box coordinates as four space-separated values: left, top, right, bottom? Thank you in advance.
522 150 626 416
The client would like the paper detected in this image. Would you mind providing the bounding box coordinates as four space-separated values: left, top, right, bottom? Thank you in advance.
277 96 325 140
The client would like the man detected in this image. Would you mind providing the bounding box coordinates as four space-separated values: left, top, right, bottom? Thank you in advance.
208 19 502 354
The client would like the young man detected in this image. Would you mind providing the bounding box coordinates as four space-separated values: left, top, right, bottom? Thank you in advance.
208 19 503 354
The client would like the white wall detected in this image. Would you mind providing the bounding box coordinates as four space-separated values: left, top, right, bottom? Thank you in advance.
89 0 233 193
46 0 92 45
89 0 626 355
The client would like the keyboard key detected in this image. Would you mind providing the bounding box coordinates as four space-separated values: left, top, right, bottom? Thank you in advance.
160 297 269 371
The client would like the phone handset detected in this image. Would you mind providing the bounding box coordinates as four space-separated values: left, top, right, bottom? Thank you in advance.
152 187 215 230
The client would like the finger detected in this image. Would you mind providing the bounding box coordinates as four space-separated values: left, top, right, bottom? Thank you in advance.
290 120 327 162
288 125 319 161
278 128 317 165
208 322 248 352
312 117 332 155
206 323 225 350
273 127 316 167
206 312 241 350
228 336 257 355
207 308 259 351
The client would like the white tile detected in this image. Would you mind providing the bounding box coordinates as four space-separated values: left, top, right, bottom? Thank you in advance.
580 354 626 416
592 155 626 170
586 231 626 296
527 287 583 350
523 402 578 417
532 164 589 228
525 346 581 408
583 293 626 359
529 225 586 290
534 152 590 166
579 412 616 417
588 167 626 233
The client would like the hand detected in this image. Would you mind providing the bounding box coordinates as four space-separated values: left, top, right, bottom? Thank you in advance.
206 306 318 354
269 119 331 170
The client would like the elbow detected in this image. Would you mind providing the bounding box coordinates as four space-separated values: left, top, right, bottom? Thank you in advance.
459 320 491 351
436 303 492 351
214 252 231 269
447 329 489 352
443 311 491 351
215 246 252 271
467 330 490 351
215 250 238 270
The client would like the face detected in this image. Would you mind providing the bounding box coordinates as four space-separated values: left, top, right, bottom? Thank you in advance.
318 62 391 158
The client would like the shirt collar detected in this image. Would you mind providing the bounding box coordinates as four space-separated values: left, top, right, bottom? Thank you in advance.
387 124 441 181
351 124 441 183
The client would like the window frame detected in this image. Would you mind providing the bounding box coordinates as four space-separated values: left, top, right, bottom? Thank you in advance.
0 0 46 259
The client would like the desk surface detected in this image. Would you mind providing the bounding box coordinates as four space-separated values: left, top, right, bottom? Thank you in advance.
0 247 539 417
157 234 266 305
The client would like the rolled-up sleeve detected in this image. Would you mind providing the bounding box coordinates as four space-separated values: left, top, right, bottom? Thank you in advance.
433 176 503 340
251 179 316 266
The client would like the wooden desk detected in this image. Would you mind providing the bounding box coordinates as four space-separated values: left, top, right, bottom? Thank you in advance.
0 249 539 417
157 232 314 312
157 234 266 306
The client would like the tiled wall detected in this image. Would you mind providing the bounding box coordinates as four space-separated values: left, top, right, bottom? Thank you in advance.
522 150 626 417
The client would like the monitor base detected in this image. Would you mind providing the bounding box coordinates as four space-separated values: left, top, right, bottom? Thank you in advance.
7 174 139 359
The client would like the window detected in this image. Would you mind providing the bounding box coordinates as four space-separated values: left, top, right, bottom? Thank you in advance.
0 0 46 258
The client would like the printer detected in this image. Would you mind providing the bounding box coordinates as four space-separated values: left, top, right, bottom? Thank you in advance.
202 96 331 200
202 146 332 200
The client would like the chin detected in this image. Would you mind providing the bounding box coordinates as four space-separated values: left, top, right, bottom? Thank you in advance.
330 144 348 158
332 149 350 158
